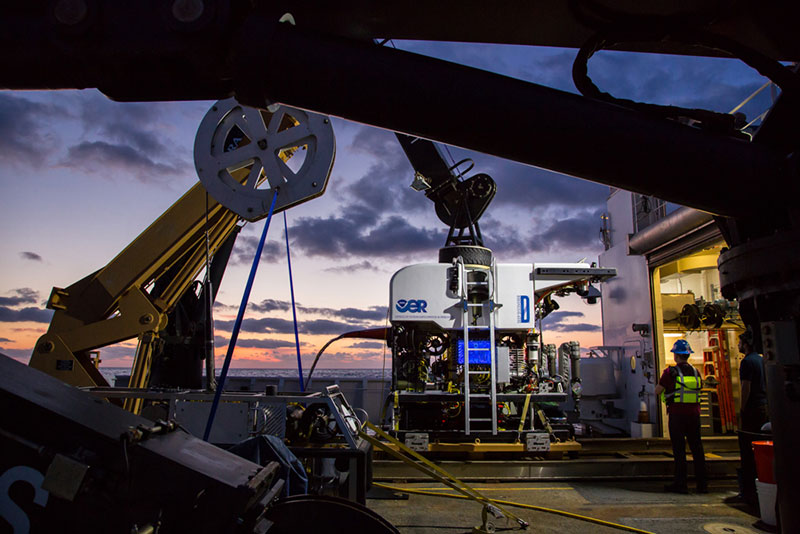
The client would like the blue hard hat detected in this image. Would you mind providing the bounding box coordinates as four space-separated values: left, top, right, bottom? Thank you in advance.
671 339 693 354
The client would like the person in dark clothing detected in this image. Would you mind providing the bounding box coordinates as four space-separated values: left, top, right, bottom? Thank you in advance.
734 327 769 506
739 329 768 430
655 339 707 494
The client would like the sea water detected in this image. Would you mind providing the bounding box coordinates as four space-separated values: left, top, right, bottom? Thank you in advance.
99 367 388 385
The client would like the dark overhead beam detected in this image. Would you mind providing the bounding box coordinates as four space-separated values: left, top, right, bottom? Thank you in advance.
0 3 796 216
236 19 794 216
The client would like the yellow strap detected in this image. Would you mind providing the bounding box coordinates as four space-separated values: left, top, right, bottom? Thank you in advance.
361 422 527 528
517 393 532 434
393 391 400 431
374 483 655 534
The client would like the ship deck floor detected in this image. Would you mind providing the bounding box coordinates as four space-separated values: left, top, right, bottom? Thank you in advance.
366 479 771 534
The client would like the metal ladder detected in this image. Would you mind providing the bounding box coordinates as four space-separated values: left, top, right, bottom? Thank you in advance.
459 257 498 435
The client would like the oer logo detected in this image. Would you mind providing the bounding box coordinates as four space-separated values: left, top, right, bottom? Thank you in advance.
396 299 428 313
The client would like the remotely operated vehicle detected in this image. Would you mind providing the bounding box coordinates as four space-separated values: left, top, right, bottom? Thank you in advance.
387 137 616 445
3 2 800 531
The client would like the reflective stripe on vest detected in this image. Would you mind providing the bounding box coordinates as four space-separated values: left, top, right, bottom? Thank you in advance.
664 365 702 404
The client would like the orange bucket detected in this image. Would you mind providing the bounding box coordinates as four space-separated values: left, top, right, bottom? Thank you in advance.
752 441 775 484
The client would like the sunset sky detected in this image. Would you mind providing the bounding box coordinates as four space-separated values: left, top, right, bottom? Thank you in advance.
0 40 773 372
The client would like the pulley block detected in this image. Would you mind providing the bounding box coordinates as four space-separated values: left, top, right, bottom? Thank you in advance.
194 97 335 221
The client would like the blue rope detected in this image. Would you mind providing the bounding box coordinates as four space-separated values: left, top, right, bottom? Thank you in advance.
203 190 279 441
284 211 305 392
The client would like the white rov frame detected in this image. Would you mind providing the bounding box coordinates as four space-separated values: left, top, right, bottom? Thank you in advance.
389 260 616 435
389 262 615 329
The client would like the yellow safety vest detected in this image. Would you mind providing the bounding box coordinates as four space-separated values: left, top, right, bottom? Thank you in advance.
665 365 702 404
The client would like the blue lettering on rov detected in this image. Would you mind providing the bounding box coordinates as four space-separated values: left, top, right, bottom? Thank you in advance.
518 295 530 323
396 299 428 313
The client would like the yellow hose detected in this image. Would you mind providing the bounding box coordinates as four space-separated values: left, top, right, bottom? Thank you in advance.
373 482 656 534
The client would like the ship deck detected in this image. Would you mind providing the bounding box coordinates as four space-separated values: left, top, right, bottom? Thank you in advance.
373 436 741 480
366 436 772 533
366 479 770 534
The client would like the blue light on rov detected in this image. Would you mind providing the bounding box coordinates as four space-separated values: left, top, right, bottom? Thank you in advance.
456 339 492 365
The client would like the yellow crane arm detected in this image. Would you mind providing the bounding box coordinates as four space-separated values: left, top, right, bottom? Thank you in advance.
30 173 244 389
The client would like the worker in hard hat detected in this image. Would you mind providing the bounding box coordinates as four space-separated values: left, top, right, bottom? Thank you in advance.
655 339 707 494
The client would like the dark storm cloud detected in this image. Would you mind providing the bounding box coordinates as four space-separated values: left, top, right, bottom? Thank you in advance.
350 126 404 161
301 116 606 261
102 122 169 158
215 317 294 334
541 310 600 333
323 260 382 274
290 141 602 261
529 210 605 253
62 141 183 180
351 216 443 255
250 299 292 313
215 317 357 336
345 159 420 214
19 251 43 262
548 322 601 333
214 335 303 349
229 235 283 265
282 210 361 257
74 93 176 154
0 93 67 164
76 92 162 128
215 303 386 335
0 337 12 343
345 127 423 215
543 311 585 324
298 305 387 322
0 306 52 323
475 217 535 258
0 288 39 307
53 92 192 182
288 210 443 259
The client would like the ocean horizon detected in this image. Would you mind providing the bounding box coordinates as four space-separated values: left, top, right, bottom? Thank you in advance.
99 367 389 384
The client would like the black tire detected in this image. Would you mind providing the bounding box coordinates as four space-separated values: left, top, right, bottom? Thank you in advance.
438 245 493 266
263 495 399 534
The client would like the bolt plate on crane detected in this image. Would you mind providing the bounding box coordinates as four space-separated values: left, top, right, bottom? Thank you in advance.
194 97 335 221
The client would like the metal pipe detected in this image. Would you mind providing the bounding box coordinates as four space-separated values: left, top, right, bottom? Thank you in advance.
569 341 581 383
234 18 792 216
545 344 557 378
627 207 715 255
